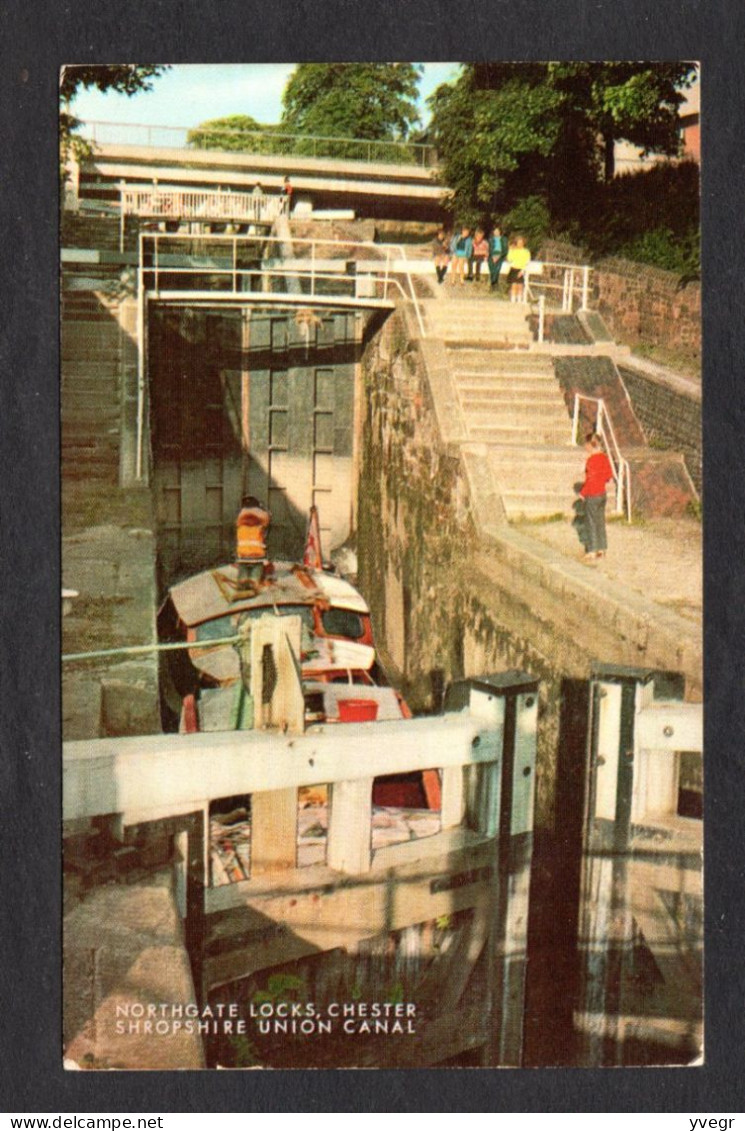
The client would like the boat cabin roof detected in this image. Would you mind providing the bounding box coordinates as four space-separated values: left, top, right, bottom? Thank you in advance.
170 561 369 628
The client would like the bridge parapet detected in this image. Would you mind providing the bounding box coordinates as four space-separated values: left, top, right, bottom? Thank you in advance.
79 120 439 170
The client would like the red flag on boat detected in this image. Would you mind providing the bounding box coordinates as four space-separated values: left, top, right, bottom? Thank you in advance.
303 505 323 570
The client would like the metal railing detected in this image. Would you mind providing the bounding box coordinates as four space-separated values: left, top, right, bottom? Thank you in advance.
526 260 593 323
571 394 631 520
138 230 424 329
119 185 287 250
77 119 439 168
135 231 427 480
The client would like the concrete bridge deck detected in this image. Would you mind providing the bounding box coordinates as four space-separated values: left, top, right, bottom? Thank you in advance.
76 141 446 221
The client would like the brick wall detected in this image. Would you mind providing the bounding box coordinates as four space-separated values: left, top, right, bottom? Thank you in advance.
619 366 702 493
540 239 701 357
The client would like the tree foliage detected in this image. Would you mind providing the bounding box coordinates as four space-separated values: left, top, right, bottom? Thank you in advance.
428 62 696 224
187 114 264 151
60 65 168 104
281 63 422 141
60 65 169 171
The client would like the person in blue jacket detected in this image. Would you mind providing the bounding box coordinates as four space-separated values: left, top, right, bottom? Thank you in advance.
488 224 509 290
450 226 473 285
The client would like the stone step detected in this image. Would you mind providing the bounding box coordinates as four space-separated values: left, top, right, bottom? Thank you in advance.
61 410 120 427
61 379 120 397
447 352 541 368
61 382 119 399
429 305 530 320
62 313 120 329
61 327 122 343
456 379 561 397
61 445 119 465
484 444 582 465
490 465 584 492
447 351 552 371
459 389 567 408
467 423 569 445
425 296 525 310
427 310 530 328
61 411 119 427
61 300 120 315
61 439 118 457
61 362 123 379
440 335 533 350
462 401 569 423
61 348 124 363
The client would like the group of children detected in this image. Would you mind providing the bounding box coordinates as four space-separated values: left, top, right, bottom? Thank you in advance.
431 224 531 302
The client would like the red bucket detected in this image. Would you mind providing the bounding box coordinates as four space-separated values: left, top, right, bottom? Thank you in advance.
337 698 379 723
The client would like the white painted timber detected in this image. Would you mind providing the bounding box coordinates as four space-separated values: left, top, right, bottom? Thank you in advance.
594 681 623 821
510 692 538 836
327 778 375 874
635 701 703 754
63 714 499 823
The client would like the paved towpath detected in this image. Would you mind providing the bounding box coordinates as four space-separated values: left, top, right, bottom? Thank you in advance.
520 515 702 626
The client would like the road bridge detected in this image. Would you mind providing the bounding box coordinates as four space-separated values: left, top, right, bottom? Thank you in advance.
71 129 447 222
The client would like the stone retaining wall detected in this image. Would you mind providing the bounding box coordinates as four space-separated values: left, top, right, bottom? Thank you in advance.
619 365 702 493
541 239 701 357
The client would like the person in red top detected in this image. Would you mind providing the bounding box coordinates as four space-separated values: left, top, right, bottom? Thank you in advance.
579 432 614 560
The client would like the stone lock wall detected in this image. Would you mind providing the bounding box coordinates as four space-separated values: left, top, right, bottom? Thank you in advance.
357 311 585 828
357 310 476 703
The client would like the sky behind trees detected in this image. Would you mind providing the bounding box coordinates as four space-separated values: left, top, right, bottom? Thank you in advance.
68 63 461 129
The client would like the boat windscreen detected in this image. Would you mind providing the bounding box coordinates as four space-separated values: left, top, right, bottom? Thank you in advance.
193 614 238 642
320 608 366 640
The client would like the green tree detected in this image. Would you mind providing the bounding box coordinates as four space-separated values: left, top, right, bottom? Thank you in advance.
60 64 169 171
429 62 696 223
280 63 422 159
427 64 571 219
187 114 267 152
547 61 696 181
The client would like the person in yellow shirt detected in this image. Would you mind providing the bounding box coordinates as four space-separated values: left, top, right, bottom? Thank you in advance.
506 235 531 303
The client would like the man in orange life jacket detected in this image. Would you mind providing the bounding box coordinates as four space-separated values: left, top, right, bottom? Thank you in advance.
236 496 271 578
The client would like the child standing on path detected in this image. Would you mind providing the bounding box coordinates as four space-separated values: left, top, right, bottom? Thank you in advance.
578 433 614 561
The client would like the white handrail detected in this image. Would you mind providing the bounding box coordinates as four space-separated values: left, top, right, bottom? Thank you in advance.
138 230 426 337
572 393 631 520
528 261 594 313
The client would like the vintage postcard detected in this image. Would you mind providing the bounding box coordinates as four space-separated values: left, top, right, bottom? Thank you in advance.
60 62 702 1071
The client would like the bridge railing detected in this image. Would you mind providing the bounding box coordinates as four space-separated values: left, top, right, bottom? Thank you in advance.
78 119 439 168
120 185 286 251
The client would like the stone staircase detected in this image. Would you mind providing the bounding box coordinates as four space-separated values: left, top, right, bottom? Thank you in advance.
422 298 581 521
61 289 123 484
425 295 533 350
